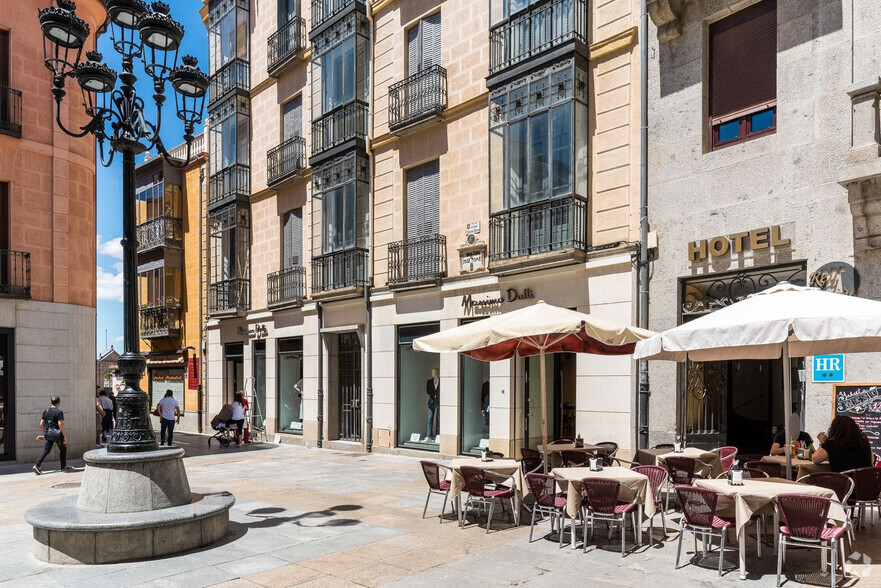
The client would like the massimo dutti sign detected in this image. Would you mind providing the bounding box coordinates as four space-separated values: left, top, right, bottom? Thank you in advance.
461 288 536 315
688 226 790 262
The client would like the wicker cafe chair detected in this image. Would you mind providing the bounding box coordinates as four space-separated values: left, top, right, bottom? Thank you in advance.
581 477 638 557
633 465 668 544
419 460 453 523
745 460 786 479
596 441 620 458
674 486 733 577
561 451 589 468
524 473 568 547
775 494 847 588
459 465 515 533
663 457 709 512
798 472 855 545
521 456 544 476
716 446 738 472
841 466 881 529
521 447 541 461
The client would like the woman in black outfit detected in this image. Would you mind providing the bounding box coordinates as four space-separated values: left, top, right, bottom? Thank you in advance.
812 415 873 472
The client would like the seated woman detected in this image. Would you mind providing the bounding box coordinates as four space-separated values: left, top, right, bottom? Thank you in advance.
770 412 813 456
812 415 873 472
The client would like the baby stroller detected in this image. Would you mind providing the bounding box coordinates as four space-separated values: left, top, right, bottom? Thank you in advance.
208 404 235 448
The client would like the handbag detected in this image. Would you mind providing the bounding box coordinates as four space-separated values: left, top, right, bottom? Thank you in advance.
45 427 62 442
152 405 161 417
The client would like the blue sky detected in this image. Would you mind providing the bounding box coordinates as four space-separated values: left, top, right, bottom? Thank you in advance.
95 1 208 354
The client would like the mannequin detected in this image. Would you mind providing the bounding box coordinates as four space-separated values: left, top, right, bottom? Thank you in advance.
424 368 440 442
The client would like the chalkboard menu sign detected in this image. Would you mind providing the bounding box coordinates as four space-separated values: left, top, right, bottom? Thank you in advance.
833 383 881 454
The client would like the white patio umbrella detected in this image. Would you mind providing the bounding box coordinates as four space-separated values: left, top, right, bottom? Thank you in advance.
413 300 655 462
634 282 881 477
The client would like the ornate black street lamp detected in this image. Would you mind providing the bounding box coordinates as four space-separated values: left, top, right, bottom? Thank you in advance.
38 0 208 453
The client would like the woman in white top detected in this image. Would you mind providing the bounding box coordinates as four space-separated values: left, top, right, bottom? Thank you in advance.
230 393 246 447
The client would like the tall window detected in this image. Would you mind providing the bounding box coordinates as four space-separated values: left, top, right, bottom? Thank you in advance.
406 160 440 240
278 0 297 27
282 96 302 141
311 152 368 260
282 208 303 268
709 0 776 150
311 12 369 118
209 0 248 72
322 184 356 253
209 97 250 172
0 183 7 253
407 13 441 77
139 264 181 308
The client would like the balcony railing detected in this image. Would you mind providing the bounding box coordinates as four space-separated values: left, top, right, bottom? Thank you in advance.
209 58 249 106
268 16 307 74
311 0 355 30
489 195 588 261
137 216 183 252
388 234 447 285
388 65 447 132
311 102 368 156
209 278 250 313
267 136 306 186
0 250 30 298
139 305 182 339
0 87 22 137
208 163 250 206
268 266 306 306
489 0 589 75
311 248 368 293
169 133 205 159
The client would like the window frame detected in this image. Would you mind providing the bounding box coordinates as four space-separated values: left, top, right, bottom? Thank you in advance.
711 104 777 150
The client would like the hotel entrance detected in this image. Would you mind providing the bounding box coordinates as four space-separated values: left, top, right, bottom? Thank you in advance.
679 264 806 453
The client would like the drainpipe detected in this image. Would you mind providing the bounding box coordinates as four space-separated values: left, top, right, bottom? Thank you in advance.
364 2 376 453
637 0 651 449
317 302 324 448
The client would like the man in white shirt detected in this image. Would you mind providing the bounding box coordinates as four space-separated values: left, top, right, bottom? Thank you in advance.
156 390 181 446
97 390 114 442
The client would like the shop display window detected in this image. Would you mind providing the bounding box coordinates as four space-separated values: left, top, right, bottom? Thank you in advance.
150 368 185 410
460 355 490 456
278 338 303 434
253 340 266 429
397 324 440 451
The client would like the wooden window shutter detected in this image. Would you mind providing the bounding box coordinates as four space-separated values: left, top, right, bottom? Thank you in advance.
422 13 442 69
406 164 424 239
406 160 440 240
709 0 776 120
407 25 420 77
283 208 303 268
282 96 302 141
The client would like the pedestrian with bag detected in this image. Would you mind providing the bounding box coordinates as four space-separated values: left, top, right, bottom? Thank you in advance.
97 389 114 442
34 396 72 475
95 387 105 448
156 389 181 446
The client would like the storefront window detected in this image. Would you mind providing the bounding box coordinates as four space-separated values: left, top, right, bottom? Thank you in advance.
460 355 490 456
0 330 12 460
397 324 440 451
278 338 303 434
253 340 266 429
150 368 185 411
225 342 244 405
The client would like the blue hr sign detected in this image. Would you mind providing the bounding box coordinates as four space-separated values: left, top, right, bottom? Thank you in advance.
812 354 845 383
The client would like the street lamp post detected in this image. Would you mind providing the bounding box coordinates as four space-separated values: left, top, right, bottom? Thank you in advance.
38 0 208 453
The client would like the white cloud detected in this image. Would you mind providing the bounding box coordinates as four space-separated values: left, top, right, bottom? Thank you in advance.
115 335 124 343
97 264 124 302
97 234 124 260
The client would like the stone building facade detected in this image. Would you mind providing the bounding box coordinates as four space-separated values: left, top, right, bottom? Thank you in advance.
645 0 881 454
0 0 105 464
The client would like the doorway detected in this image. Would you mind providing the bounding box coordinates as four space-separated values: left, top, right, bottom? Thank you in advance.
0 329 13 460
224 342 244 405
337 332 362 441
524 353 576 448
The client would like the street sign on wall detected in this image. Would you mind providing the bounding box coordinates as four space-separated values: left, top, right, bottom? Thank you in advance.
812 354 845 383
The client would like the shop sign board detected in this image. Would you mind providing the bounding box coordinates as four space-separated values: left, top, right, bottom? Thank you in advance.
812 354 845 383
461 288 536 315
833 383 881 454
237 324 269 339
688 225 790 261
809 262 859 296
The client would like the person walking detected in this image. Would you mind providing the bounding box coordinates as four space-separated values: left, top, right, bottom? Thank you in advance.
157 389 181 446
230 393 246 447
95 387 106 448
34 396 72 475
97 389 114 442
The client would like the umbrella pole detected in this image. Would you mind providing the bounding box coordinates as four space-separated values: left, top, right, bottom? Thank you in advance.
782 339 793 479
540 348 549 473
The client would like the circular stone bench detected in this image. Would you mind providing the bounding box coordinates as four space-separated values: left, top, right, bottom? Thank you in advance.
26 489 235 564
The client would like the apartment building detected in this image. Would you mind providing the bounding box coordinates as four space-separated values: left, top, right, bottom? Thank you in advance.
0 0 105 464
645 0 881 453
136 134 209 434
204 0 645 457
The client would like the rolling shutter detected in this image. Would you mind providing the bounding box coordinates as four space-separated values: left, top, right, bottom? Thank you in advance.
406 160 440 240
709 0 776 120
407 25 420 77
283 208 303 268
422 13 441 69
282 96 302 141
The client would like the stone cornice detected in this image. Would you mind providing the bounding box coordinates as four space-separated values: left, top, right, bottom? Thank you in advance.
589 27 638 60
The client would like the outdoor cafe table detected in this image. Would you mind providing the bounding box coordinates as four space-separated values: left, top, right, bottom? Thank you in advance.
694 478 846 580
449 457 524 526
760 454 831 479
647 447 723 478
551 466 653 547
537 443 604 470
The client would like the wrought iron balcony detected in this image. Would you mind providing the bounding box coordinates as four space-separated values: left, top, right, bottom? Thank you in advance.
388 234 447 285
209 58 250 107
388 65 447 133
268 16 307 75
0 250 30 299
489 195 588 261
0 87 22 137
268 266 306 306
311 102 368 156
139 304 182 339
311 248 368 293
312 0 355 30
208 164 250 206
489 0 589 75
137 216 183 252
209 278 250 314
267 136 306 187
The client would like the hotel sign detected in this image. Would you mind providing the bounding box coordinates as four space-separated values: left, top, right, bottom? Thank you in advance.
688 226 790 262
809 262 859 295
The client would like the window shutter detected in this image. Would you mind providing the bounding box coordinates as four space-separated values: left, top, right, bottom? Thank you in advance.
406 164 423 239
710 0 776 120
422 13 442 69
283 96 302 141
407 25 420 77
0 31 8 86
283 208 303 268
406 160 440 240
187 357 200 389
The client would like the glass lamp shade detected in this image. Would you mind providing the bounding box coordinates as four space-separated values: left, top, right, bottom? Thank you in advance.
38 0 91 78
138 2 183 81
170 56 208 128
76 51 116 115
106 0 148 29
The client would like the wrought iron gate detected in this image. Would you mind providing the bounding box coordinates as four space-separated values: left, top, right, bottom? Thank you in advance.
678 263 806 447
338 332 362 441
